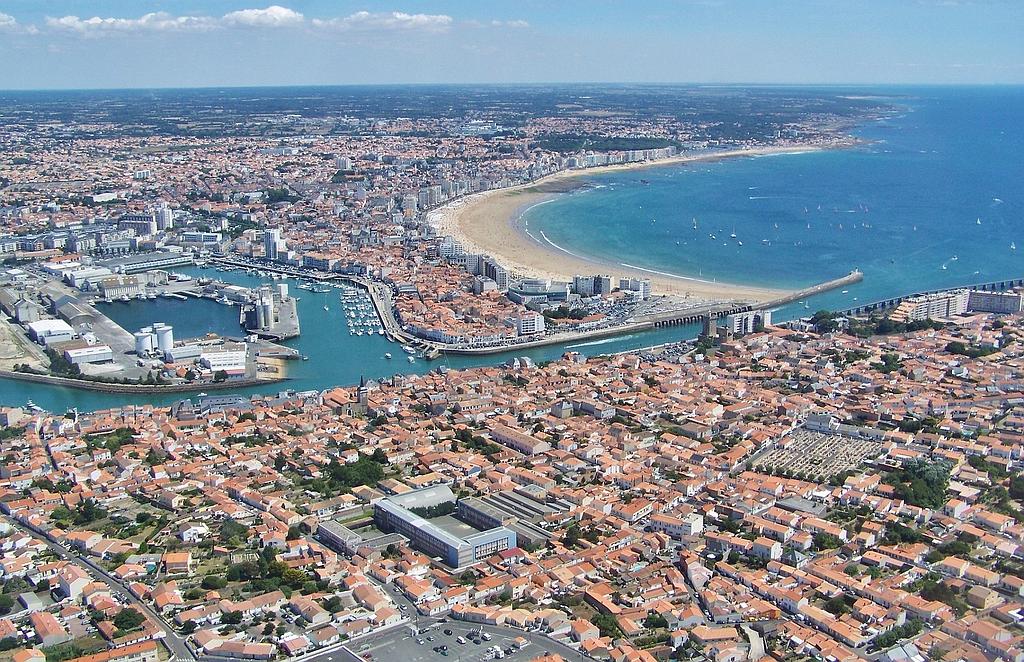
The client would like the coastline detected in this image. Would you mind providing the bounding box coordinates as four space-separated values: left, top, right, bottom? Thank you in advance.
428 143 848 301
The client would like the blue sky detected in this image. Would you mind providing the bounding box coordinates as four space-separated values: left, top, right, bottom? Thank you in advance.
0 1 1021 89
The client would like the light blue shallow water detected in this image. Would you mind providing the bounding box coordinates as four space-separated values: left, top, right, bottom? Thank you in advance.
2 86 1021 412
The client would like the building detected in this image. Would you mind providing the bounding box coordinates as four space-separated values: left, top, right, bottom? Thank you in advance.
27 319 75 346
968 289 1023 314
68 641 159 662
63 344 114 365
373 485 516 568
619 277 651 300
889 290 969 322
199 349 248 377
264 229 282 261
154 205 174 230
724 310 772 335
181 231 223 246
117 213 157 237
515 312 546 336
98 276 143 299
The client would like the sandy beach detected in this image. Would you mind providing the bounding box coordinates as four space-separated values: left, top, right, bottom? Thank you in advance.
428 145 834 302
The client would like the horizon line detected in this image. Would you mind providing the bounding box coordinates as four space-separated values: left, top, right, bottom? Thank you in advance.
2 81 1024 93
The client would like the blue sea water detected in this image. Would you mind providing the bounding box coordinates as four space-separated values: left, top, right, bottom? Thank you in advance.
1 86 1021 412
526 86 1024 320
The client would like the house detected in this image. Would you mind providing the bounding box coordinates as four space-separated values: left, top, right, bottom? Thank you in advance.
30 611 69 646
177 523 210 544
162 552 193 575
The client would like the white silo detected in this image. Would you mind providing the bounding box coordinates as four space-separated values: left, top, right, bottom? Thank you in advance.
275 283 288 299
134 331 155 355
153 323 174 353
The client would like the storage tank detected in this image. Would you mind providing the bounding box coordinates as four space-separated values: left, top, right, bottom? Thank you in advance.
134 331 155 355
153 324 174 353
275 283 288 299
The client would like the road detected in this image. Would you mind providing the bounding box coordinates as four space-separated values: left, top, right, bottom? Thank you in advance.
11 519 197 661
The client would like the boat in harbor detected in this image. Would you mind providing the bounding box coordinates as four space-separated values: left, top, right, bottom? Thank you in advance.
384 353 392 359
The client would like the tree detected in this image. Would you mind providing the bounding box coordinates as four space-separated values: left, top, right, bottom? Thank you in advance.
813 533 842 551
593 613 622 639
1009 474 1024 500
202 575 227 590
221 610 243 625
180 620 198 635
643 613 668 629
113 608 145 632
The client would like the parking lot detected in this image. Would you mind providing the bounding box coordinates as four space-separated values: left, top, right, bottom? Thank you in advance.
351 621 553 662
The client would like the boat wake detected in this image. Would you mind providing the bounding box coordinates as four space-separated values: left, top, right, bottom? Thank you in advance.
567 335 634 349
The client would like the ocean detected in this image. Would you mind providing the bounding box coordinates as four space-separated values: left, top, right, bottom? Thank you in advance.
526 86 1024 321
2 86 1021 412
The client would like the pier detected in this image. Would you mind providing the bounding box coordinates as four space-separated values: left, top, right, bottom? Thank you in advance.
648 270 864 329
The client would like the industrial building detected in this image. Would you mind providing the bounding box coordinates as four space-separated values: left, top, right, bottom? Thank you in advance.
134 323 174 359
27 319 75 345
373 485 516 568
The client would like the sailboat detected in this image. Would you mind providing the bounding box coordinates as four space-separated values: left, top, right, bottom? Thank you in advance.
730 227 737 239
1012 242 1017 251
692 217 698 230
977 218 982 225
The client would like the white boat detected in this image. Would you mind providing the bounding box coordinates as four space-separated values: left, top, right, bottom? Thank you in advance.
377 329 385 336
1012 242 1017 251
402 345 416 354
384 353 392 359
407 356 415 363
323 305 329 311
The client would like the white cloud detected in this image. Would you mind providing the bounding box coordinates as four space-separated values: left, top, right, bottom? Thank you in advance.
0 11 38 34
45 11 217 34
312 11 453 32
222 5 304 28
44 6 303 36
491 19 530 28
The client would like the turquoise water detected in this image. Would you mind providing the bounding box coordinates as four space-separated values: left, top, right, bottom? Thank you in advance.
0 265 702 412
3 86 1022 412
527 87 1024 321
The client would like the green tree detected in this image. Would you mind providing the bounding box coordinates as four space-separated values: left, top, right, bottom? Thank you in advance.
113 608 145 632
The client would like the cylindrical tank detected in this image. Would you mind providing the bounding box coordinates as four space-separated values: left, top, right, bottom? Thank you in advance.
275 283 288 299
134 332 155 355
154 324 174 353
260 302 273 329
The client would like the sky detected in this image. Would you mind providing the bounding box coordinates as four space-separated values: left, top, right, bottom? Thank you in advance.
0 1 1022 89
